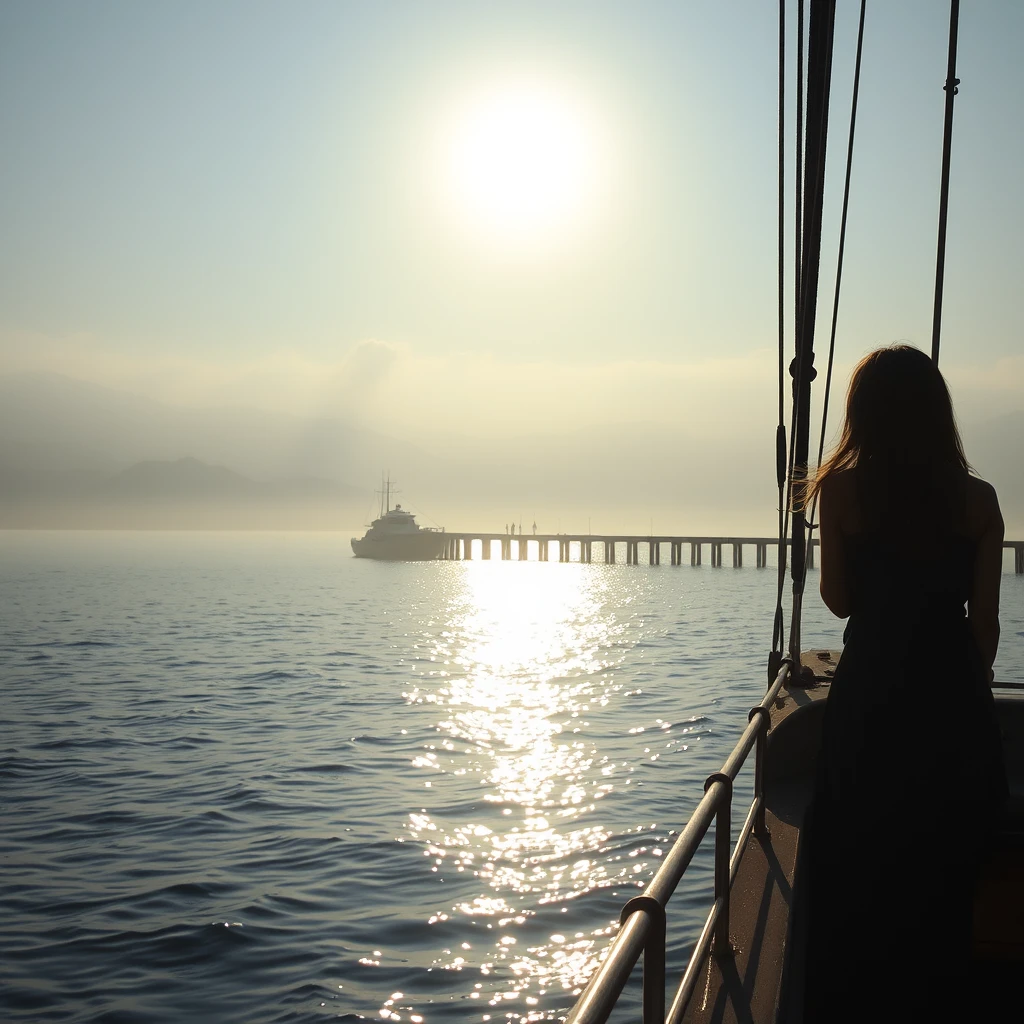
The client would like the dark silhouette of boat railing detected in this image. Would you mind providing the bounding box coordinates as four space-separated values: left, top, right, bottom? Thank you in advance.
439 535 1024 573
567 661 793 1024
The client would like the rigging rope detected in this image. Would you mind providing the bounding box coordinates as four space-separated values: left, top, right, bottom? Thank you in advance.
774 0 782 440
774 0 806 655
778 1 954 660
795 0 805 324
772 0 789 660
773 0 808 659
803 0 868 587
931 0 961 365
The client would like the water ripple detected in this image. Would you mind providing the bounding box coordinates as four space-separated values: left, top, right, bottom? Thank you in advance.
1 531 1021 1023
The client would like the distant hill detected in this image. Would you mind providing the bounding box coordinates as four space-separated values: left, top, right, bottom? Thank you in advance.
94 455 364 502
0 370 437 488
99 456 264 500
0 369 1020 535
0 371 432 528
0 452 370 530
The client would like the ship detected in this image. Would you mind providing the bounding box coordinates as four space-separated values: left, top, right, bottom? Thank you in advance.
350 477 446 561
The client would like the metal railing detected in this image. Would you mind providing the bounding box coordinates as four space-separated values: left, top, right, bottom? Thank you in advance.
566 660 792 1024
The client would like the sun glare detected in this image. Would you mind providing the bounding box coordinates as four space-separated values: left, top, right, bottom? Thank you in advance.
437 77 609 250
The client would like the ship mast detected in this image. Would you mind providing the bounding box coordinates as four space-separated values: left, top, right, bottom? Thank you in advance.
789 0 837 667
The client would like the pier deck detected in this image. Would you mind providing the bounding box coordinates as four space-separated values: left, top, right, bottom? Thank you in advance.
438 535 1024 572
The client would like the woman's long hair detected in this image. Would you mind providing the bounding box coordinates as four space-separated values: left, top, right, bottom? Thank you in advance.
806 345 970 529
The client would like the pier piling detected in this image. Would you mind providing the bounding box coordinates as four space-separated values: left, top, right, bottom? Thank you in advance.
431 534 1020 572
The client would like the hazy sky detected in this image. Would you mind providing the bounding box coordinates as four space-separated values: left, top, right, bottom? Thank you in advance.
2 0 1023 444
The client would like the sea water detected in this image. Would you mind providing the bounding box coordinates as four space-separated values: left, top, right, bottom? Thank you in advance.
3 531 1022 1023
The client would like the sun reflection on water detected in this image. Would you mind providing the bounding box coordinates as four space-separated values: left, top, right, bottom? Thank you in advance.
401 563 653 1019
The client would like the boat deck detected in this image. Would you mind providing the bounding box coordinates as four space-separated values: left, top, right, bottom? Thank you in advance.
680 652 1024 1024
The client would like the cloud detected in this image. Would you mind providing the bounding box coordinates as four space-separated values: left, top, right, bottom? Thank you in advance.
342 338 400 391
0 329 780 435
3 330 1022 448
375 348 786 442
3 330 1023 534
943 354 1024 414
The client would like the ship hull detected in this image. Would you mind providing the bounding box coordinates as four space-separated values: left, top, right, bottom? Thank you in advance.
350 533 447 561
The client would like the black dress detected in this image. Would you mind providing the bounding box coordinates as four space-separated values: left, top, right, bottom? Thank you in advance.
803 530 1007 1022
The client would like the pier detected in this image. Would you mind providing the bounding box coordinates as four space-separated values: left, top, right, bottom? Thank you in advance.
439 534 1024 573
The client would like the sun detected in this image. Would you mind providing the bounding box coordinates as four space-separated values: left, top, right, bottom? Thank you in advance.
436 76 608 250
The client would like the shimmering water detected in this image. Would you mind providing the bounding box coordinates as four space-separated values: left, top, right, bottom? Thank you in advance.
3 531 1022 1023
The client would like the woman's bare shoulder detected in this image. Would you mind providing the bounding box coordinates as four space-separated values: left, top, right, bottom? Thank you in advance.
818 469 859 530
965 475 1003 535
819 468 857 501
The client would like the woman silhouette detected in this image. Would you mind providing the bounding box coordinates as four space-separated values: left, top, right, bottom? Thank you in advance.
803 345 1007 1021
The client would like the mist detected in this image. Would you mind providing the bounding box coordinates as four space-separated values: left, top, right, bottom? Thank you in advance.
2 350 1022 537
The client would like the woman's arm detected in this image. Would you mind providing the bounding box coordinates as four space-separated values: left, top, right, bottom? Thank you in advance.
818 473 851 619
968 479 1003 683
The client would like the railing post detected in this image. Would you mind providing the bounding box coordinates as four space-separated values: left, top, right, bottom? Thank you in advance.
564 660 795 1024
704 772 734 958
748 705 772 837
620 896 666 1024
